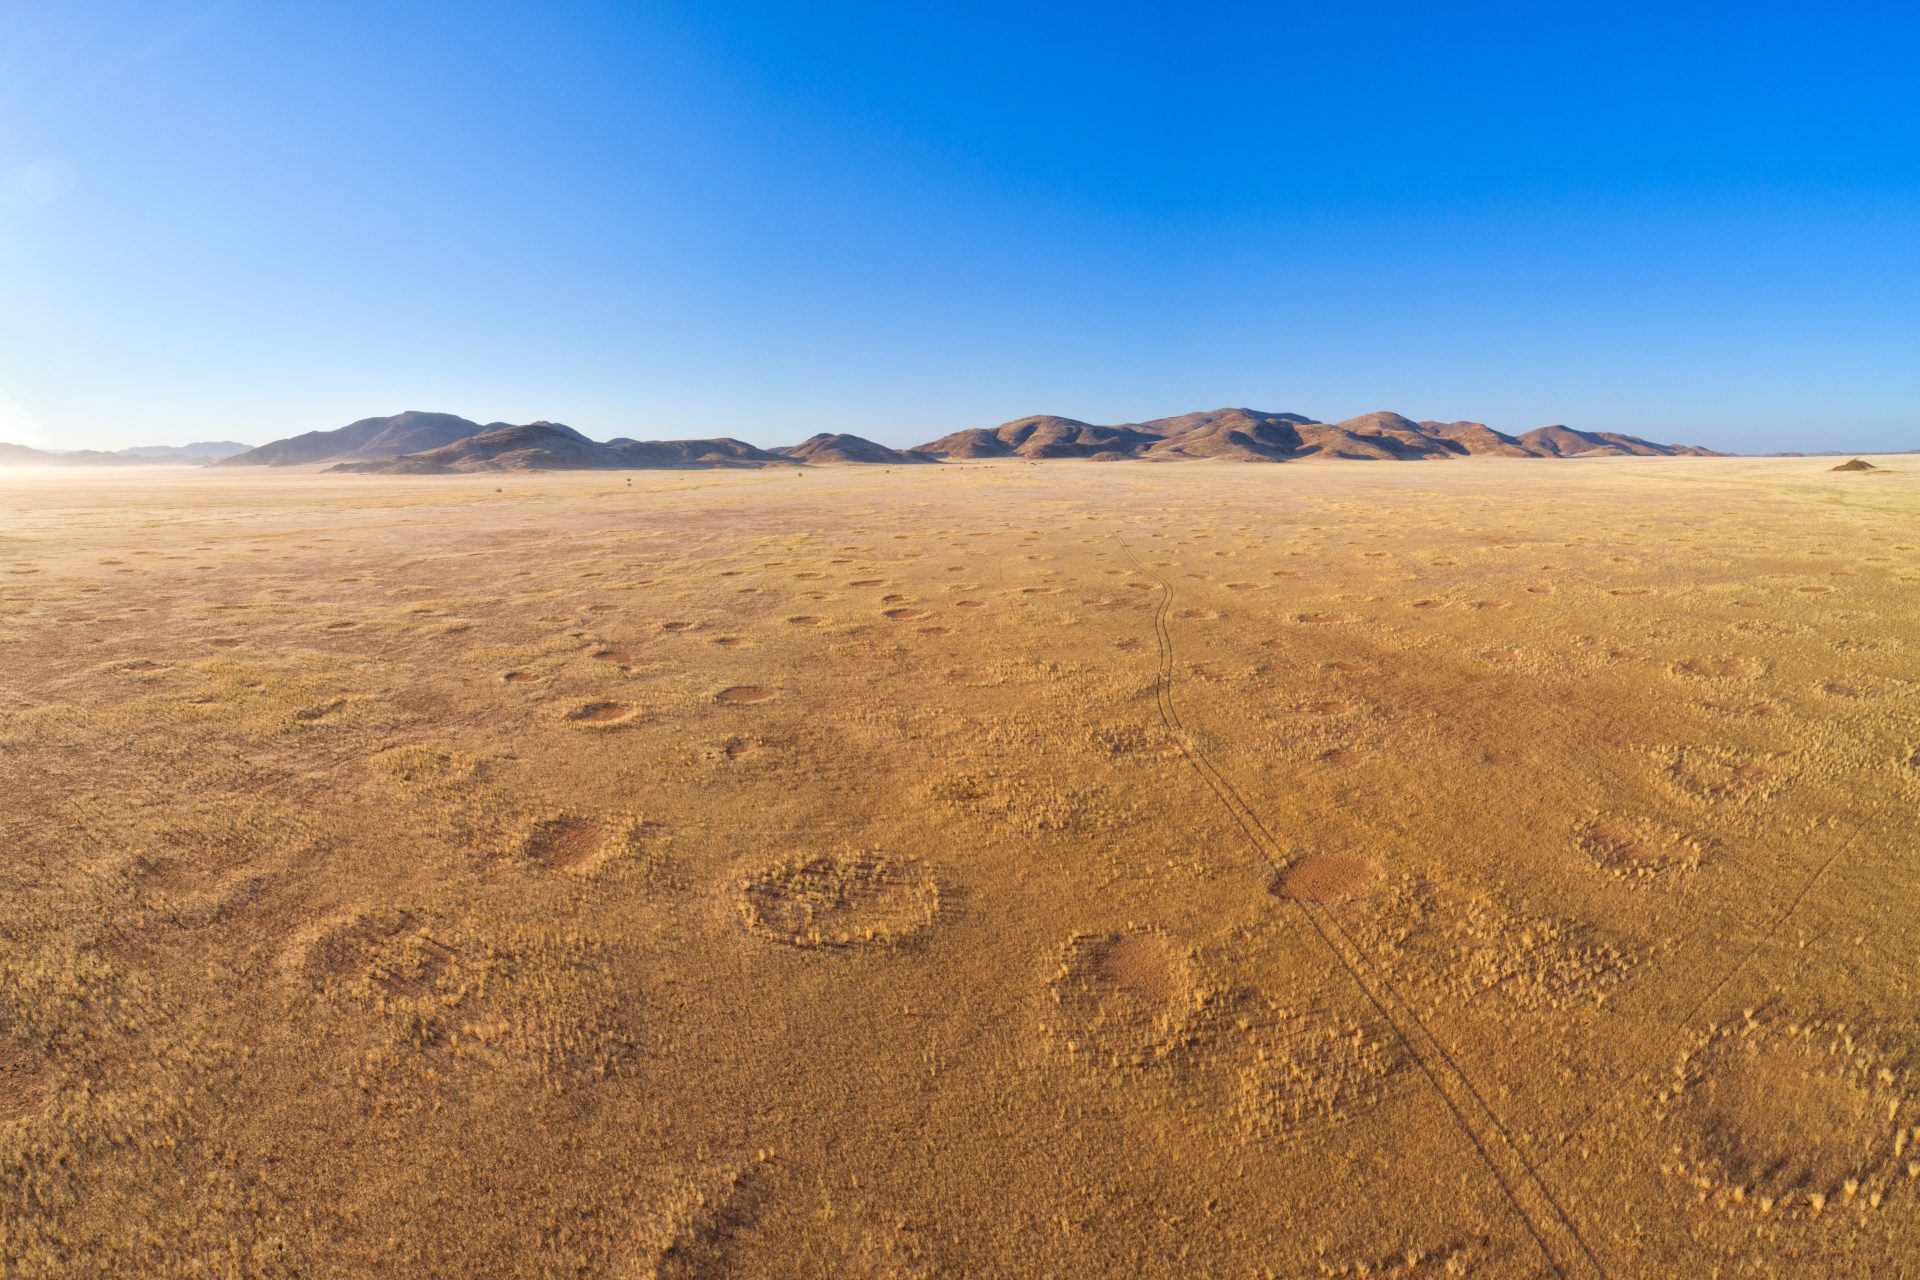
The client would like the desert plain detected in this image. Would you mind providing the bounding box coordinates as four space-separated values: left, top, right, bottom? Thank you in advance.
1 456 1916 1278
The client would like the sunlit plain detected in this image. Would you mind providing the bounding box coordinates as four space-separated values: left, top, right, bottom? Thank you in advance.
2 457 1916 1277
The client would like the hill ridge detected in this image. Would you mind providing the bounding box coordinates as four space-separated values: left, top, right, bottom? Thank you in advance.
197 408 1724 472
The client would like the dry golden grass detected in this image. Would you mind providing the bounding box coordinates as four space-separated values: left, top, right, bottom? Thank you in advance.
1 456 1916 1276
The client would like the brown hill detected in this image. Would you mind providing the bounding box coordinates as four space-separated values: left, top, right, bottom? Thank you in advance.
910 407 1712 462
774 434 935 465
220 411 490 466
1514 425 1717 458
1131 409 1316 461
912 416 1160 460
1417 421 1536 457
329 422 792 474
1830 458 1879 472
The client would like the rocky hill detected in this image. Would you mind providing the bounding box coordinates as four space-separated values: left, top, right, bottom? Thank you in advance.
910 408 1716 461
202 407 1720 474
773 433 934 465
326 422 793 473
218 412 491 466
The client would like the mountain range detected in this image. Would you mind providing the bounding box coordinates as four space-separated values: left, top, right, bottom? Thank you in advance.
203 409 1715 473
0 440 253 466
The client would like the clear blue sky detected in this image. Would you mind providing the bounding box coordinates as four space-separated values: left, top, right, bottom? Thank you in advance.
2 2 1916 453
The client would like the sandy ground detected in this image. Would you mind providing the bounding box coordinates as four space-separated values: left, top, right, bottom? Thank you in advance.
1 456 1916 1278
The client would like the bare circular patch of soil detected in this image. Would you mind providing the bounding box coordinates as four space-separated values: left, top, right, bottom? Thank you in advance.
736 854 940 948
661 620 696 632
1047 929 1203 1069
1655 745 1792 805
883 607 929 621
715 686 775 705
567 700 639 726
502 670 539 683
1658 1012 1915 1216
1817 675 1896 700
1271 854 1379 903
0 1033 47 1123
1574 814 1702 879
785 615 825 626
522 816 607 872
1671 655 1768 681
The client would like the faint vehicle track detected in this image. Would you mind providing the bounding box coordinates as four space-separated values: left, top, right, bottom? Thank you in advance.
1531 804 1877 1176
1118 538 1608 1280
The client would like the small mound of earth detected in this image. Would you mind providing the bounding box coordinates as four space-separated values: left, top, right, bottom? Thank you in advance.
1047 929 1203 1069
736 853 940 948
1658 1012 1915 1215
522 816 608 873
1271 854 1379 903
715 686 776 705
567 700 639 726
1831 458 1879 472
1574 814 1703 879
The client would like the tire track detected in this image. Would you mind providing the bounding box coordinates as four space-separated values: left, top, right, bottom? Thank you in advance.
1119 538 1608 1280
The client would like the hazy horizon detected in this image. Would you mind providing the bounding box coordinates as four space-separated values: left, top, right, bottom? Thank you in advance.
3 3 1916 454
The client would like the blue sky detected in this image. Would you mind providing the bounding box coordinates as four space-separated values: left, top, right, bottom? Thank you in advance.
1 2 1915 452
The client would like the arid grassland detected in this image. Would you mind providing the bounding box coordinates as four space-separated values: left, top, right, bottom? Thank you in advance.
1 458 1916 1278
